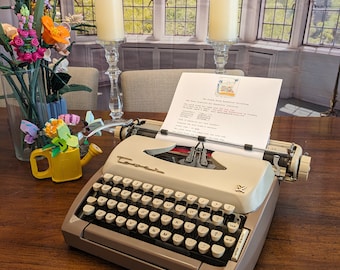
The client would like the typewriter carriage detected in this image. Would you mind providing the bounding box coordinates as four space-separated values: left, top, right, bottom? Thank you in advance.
114 119 311 182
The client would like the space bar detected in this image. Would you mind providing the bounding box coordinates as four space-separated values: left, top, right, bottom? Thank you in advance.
84 224 201 270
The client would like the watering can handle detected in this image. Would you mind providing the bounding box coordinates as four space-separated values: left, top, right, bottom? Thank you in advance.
30 148 52 179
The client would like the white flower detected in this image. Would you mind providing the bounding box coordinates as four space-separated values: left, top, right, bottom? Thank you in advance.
64 14 84 25
43 48 52 62
52 58 69 73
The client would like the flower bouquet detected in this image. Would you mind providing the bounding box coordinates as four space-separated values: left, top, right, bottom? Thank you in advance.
0 0 93 161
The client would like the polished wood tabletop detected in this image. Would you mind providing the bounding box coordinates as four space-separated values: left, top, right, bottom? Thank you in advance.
0 107 339 270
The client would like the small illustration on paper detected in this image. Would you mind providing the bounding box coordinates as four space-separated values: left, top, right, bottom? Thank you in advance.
216 77 240 97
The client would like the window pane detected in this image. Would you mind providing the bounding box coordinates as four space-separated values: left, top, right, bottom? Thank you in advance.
283 25 291 41
165 0 197 36
65 0 243 40
73 0 96 36
304 1 340 48
124 0 153 35
45 0 62 22
272 24 284 39
259 0 296 43
263 9 275 23
263 24 273 37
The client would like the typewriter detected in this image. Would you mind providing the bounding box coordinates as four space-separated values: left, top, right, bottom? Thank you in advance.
62 119 311 270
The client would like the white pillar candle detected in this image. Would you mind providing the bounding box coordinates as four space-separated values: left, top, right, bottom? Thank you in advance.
208 0 239 42
95 0 125 41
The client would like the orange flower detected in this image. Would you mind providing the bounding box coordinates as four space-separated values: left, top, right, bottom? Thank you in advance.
41 16 70 45
44 119 64 138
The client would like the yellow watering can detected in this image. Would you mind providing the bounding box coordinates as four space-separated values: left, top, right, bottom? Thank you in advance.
30 143 102 183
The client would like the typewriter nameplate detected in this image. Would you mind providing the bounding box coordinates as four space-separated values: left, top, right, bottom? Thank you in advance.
117 155 165 174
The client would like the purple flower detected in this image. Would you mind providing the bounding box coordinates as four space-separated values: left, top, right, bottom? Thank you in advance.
44 0 52 10
24 134 36 144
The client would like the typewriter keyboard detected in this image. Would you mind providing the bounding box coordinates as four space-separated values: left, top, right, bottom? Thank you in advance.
76 173 249 267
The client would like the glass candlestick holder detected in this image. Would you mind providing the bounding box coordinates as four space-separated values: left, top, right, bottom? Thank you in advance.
207 39 237 74
97 39 125 119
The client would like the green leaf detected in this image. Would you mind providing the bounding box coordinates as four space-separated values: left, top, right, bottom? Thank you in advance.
0 21 4 34
0 64 14 73
51 72 71 92
33 0 45 40
58 84 92 96
12 0 29 14
71 23 97 33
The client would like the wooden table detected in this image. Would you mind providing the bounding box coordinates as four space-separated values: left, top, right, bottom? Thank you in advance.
0 108 339 269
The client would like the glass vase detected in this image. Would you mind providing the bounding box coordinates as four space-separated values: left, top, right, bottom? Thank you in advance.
1 69 49 161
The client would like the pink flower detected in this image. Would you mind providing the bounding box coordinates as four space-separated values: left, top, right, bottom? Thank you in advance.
36 47 46 57
31 38 40 47
18 29 29 38
29 29 37 38
20 52 33 63
15 48 23 56
32 51 44 62
11 36 24 47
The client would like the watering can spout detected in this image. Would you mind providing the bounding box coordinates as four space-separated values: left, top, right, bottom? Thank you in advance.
80 143 103 167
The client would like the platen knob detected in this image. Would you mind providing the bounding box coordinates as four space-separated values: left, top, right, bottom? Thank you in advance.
298 154 311 180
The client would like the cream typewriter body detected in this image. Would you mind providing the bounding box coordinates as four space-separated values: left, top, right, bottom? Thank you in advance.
62 120 310 270
62 133 310 270
63 71 311 269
